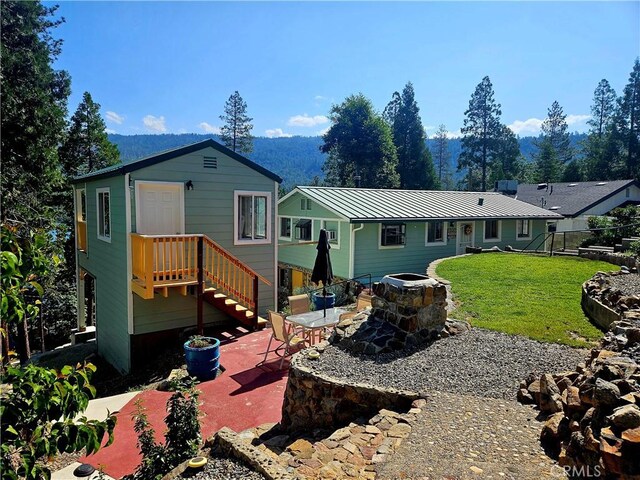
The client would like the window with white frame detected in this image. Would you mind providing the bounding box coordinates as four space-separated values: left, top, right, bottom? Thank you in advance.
516 219 531 239
234 191 271 244
426 220 446 245
380 223 406 247
77 189 86 222
279 217 291 239
484 219 501 241
295 219 312 241
322 220 339 247
300 198 312 210
96 188 111 242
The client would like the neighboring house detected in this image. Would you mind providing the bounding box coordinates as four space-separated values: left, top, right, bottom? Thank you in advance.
277 186 561 291
71 139 281 373
515 180 640 232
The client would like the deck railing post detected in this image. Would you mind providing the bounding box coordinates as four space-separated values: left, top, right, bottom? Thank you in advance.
253 275 259 331
197 236 204 335
144 237 154 293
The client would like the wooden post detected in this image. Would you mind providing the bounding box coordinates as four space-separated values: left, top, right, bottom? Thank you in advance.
197 236 204 335
253 276 259 331
549 232 556 257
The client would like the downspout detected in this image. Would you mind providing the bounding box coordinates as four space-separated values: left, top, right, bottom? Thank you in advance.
349 223 364 279
125 173 134 339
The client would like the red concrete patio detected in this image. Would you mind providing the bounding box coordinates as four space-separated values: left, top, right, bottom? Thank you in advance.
80 327 289 479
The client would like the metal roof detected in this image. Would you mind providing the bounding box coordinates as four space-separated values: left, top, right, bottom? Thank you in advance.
286 186 562 222
71 139 282 184
515 180 638 217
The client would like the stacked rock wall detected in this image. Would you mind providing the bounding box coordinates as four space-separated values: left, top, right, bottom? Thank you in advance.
280 353 421 432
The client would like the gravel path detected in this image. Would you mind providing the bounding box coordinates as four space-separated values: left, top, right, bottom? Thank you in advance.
179 456 266 479
300 329 587 400
378 391 563 480
607 272 640 297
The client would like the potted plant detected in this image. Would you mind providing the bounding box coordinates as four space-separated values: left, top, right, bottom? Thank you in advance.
312 291 336 310
183 335 220 381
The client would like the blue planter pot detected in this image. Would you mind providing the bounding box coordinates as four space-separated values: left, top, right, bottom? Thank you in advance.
312 292 336 310
184 337 220 381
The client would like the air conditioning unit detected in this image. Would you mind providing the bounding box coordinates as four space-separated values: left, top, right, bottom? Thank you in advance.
326 230 337 241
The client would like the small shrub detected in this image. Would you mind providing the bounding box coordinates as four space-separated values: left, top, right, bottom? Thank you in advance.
187 335 212 349
628 240 640 257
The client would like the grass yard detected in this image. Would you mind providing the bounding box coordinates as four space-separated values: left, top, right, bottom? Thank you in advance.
435 253 618 347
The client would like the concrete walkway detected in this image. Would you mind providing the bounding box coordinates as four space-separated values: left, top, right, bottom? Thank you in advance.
74 328 288 479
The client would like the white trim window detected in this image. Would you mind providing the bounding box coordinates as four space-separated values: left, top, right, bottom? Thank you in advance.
76 189 87 222
483 219 501 242
322 220 340 249
279 216 292 240
295 218 312 241
425 220 446 246
234 191 272 245
516 219 531 239
380 223 406 248
96 187 111 243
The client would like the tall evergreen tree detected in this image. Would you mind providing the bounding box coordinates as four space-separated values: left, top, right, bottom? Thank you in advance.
219 91 253 155
535 137 563 183
618 58 640 178
1 1 71 227
384 83 439 189
584 79 618 180
539 100 572 165
321 94 399 188
59 92 120 178
431 125 453 189
458 76 502 191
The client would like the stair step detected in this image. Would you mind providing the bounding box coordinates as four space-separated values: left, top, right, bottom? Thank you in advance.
224 299 238 307
214 293 227 299
256 316 267 329
204 287 217 294
235 305 248 312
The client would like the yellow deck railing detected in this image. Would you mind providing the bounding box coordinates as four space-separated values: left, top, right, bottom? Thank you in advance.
77 220 87 252
130 233 271 309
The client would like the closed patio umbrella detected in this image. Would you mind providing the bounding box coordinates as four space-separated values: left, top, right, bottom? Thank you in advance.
311 228 334 317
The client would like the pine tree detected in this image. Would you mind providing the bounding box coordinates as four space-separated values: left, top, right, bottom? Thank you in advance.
321 94 399 188
431 125 453 189
584 79 618 180
1 1 71 227
539 100 572 165
219 91 254 155
618 58 640 178
535 137 562 183
384 83 438 189
59 92 120 178
458 76 503 191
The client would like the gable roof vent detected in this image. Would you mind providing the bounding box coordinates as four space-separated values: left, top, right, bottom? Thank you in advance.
596 182 607 186
203 156 218 169
537 183 548 190
568 183 577 187
549 206 561 210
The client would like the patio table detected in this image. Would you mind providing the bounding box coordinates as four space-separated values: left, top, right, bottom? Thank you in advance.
286 307 348 345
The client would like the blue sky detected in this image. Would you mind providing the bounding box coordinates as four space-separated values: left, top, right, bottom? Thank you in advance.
52 1 639 138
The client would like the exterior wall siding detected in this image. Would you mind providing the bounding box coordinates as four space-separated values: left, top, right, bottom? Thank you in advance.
129 146 277 334
278 192 351 279
76 176 131 374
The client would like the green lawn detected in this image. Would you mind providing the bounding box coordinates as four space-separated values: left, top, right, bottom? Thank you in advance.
435 253 618 347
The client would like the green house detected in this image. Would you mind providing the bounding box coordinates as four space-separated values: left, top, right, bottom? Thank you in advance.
71 140 281 373
277 186 562 291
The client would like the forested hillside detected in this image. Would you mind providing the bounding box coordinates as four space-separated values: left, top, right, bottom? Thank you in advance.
109 132 587 189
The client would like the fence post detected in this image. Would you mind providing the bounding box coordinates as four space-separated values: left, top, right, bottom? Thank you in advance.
253 275 259 331
197 236 204 335
549 232 556 257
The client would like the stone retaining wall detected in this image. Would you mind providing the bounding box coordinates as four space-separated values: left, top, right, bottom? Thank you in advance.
581 284 621 330
578 250 639 269
281 352 422 432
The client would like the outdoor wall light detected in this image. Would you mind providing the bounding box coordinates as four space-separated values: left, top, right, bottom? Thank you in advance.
186 180 194 190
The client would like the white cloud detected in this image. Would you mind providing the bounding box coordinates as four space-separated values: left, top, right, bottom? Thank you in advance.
287 114 329 127
446 129 463 139
507 118 544 136
105 128 117 134
314 95 328 102
566 114 591 126
105 111 124 124
265 128 293 138
199 122 221 134
424 125 436 132
143 115 167 133
508 113 591 136
316 127 330 136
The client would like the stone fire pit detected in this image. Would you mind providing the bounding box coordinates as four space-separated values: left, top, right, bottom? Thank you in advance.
340 273 448 354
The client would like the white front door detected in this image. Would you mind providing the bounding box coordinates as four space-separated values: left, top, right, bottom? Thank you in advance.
136 182 184 235
457 221 474 255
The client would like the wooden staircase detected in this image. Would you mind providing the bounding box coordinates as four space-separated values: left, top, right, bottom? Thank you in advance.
131 233 270 331
203 287 267 330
